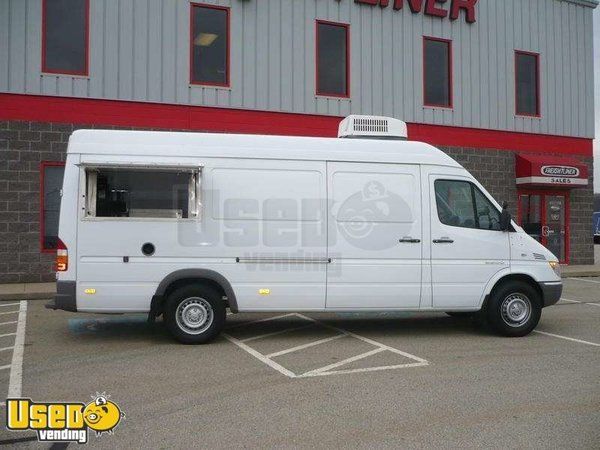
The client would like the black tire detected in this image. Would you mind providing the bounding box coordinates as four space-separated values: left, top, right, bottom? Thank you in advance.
445 311 477 318
486 280 541 337
163 284 226 344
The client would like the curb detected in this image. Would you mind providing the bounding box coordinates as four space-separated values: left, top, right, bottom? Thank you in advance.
0 282 56 301
562 271 600 278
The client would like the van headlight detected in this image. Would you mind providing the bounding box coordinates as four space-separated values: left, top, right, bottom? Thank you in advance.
549 261 561 277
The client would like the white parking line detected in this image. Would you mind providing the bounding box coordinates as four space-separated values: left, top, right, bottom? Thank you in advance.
560 297 600 307
534 330 600 347
226 313 295 330
266 333 347 358
296 313 429 365
0 365 11 370
8 301 27 398
0 346 15 352
567 277 600 284
0 310 18 316
223 334 297 378
303 348 385 376
225 313 429 378
239 324 315 343
0 303 20 308
0 321 17 326
0 333 16 338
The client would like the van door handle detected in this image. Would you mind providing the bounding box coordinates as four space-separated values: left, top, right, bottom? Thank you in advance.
433 237 454 244
399 237 421 243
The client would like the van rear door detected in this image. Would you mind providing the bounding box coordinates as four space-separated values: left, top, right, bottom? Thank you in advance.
326 162 422 308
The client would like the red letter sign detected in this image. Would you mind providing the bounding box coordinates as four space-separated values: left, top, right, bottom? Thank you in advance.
354 0 476 23
393 0 424 13
425 0 448 18
450 0 477 23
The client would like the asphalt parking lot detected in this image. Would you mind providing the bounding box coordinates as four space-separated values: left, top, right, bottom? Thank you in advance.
0 277 598 449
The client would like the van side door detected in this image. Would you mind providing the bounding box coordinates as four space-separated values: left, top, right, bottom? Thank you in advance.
427 171 510 309
326 162 422 309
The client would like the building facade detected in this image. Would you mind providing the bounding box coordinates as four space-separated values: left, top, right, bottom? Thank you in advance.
0 0 597 283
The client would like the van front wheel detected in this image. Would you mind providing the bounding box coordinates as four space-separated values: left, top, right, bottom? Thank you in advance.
164 285 225 344
486 281 541 337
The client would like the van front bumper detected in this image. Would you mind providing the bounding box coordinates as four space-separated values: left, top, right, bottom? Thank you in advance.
45 281 77 312
540 281 562 307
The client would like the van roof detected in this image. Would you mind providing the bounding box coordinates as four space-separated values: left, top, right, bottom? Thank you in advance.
68 129 462 168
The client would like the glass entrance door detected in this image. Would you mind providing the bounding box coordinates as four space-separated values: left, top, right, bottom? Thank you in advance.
545 195 566 262
518 192 568 263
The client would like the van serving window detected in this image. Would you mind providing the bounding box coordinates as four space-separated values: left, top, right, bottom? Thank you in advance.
423 37 452 108
316 20 349 98
435 180 501 231
42 0 89 75
84 168 200 219
515 51 540 117
190 4 230 86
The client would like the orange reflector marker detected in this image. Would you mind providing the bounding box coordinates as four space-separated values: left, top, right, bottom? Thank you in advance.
55 238 68 272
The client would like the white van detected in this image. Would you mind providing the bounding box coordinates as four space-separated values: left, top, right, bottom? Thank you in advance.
47 116 562 344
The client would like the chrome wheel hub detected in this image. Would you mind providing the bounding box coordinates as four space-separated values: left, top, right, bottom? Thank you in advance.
176 297 214 335
500 293 532 327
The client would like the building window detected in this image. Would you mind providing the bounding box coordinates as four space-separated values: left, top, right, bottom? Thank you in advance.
42 0 89 75
84 168 200 219
41 162 65 252
515 51 540 117
190 4 230 86
423 37 452 108
316 21 349 98
434 180 501 231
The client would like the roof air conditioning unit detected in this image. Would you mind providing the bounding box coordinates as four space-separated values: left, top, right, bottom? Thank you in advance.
337 115 408 140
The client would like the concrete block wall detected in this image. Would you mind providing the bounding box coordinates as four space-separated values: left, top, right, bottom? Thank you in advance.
1 120 67 283
0 120 138 283
0 120 594 283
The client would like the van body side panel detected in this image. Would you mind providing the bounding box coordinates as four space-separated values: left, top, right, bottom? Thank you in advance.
56 154 80 282
426 168 511 309
75 157 327 312
326 162 422 309
209 160 327 310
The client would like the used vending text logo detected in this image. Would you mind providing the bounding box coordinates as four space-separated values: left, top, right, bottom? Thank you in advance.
6 393 124 444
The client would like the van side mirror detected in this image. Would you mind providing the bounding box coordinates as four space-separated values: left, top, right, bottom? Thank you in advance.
499 202 511 231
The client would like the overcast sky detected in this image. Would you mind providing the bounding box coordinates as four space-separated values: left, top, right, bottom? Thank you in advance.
594 7 599 191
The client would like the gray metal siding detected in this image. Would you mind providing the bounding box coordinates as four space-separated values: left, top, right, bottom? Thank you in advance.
0 0 595 138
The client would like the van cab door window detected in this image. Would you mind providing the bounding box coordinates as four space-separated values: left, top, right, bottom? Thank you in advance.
85 168 200 219
434 180 501 231
473 187 501 230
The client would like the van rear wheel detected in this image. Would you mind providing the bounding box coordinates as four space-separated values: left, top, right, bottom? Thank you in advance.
486 281 541 337
164 284 225 344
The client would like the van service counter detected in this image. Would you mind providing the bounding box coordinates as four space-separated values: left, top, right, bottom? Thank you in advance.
0 0 597 282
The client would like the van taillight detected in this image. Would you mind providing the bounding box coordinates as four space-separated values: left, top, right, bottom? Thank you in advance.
55 239 68 272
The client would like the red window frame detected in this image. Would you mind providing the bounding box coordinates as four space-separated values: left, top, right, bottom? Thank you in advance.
423 36 453 109
515 50 541 118
189 3 231 88
315 20 350 98
517 189 569 264
41 0 90 76
40 161 66 253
